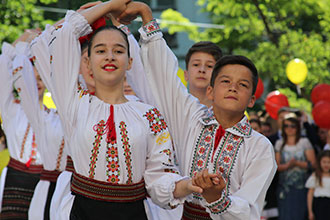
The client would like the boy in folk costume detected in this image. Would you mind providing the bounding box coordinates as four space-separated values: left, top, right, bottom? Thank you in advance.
119 2 277 219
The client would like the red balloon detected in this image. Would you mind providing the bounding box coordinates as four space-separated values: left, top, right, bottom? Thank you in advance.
312 101 330 129
311 84 330 104
265 91 289 120
254 78 264 99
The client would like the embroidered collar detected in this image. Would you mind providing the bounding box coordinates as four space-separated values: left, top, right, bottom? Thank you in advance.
200 109 252 138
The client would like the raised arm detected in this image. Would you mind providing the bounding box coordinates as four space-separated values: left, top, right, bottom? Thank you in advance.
12 42 43 136
0 42 18 119
117 2 207 154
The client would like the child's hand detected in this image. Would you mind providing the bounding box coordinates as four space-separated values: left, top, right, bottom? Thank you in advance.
77 1 103 12
173 179 203 199
109 0 132 18
117 2 153 25
192 169 226 203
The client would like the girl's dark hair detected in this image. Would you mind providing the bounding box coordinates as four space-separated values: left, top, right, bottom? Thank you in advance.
87 25 130 57
315 150 330 187
210 55 258 95
280 116 301 152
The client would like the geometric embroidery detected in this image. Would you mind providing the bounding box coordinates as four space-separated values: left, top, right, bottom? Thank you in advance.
160 149 172 163
119 121 132 184
143 19 161 37
77 83 89 99
143 108 167 135
89 120 106 179
106 142 120 183
208 133 243 214
190 124 217 201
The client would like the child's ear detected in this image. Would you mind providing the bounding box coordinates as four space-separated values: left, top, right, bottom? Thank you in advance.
127 57 133 70
184 70 189 82
206 85 214 101
247 95 256 108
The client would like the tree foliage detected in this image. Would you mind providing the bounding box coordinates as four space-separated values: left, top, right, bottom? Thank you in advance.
161 0 330 109
0 0 57 44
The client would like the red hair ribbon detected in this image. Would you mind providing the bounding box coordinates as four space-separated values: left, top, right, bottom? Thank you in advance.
79 17 107 45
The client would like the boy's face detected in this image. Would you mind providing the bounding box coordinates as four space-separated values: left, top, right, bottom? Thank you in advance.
207 64 256 115
184 52 216 91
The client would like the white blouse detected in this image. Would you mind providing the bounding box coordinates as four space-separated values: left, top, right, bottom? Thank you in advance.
42 10 185 208
128 22 277 219
12 42 66 171
305 174 330 198
0 42 42 165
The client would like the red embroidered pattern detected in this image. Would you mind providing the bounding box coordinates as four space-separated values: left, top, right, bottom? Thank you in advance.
143 108 167 135
50 55 53 64
143 19 161 36
89 120 106 179
12 66 23 75
106 141 120 183
55 138 65 170
119 121 133 184
77 83 89 98
20 123 31 159
160 149 172 163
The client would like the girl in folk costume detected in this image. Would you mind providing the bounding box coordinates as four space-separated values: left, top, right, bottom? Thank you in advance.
0 36 43 219
121 2 277 219
12 37 67 219
41 0 201 219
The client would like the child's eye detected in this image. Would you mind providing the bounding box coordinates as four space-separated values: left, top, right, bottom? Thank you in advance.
115 50 124 54
221 80 230 83
193 63 199 67
96 50 105 54
207 65 214 68
240 83 248 87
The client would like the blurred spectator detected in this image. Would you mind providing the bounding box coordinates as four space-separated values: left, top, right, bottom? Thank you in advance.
275 113 316 220
250 118 261 133
261 121 273 138
305 150 330 220
269 107 291 145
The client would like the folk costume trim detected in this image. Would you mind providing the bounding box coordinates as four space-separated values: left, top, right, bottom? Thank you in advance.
89 120 106 179
20 123 31 159
77 83 89 99
106 142 120 183
143 19 161 37
119 121 133 184
190 124 217 201
143 108 167 135
55 138 65 170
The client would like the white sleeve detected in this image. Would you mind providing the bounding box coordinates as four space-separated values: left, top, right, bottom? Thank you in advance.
30 24 55 97
12 44 42 136
122 26 156 105
143 109 187 209
305 174 316 188
139 21 206 154
202 138 277 220
0 42 18 119
48 11 92 135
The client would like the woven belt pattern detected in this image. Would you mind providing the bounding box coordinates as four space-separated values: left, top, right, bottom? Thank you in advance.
8 157 43 174
71 171 147 202
182 201 212 220
65 156 74 172
40 169 61 182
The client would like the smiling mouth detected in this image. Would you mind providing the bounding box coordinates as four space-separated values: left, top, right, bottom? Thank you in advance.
103 64 117 71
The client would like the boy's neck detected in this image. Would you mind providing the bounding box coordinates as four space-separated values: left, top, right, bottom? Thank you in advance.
189 87 212 108
212 107 245 129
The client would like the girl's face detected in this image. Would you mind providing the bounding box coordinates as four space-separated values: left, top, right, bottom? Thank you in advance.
283 119 298 137
320 156 330 173
87 29 132 88
80 48 95 92
34 67 45 100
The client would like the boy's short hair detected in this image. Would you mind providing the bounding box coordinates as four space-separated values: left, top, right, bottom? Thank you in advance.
185 41 223 69
210 55 259 95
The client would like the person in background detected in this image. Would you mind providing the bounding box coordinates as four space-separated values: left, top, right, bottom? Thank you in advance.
261 121 273 138
305 150 330 220
183 41 222 107
275 113 316 220
250 118 261 133
269 107 291 145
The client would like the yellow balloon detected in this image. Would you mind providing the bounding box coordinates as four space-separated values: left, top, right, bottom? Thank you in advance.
177 67 187 87
43 92 56 109
286 58 308 85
